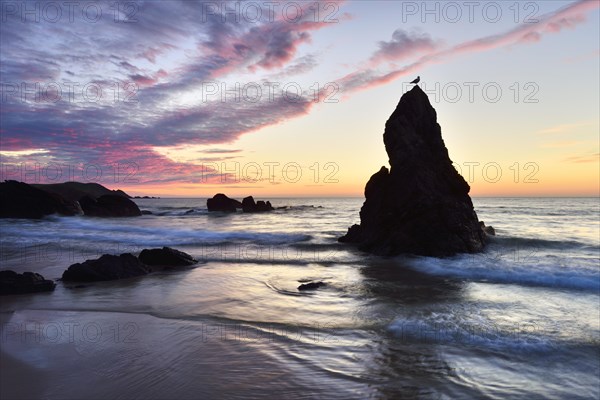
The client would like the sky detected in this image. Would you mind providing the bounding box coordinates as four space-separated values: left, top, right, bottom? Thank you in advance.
0 0 598 197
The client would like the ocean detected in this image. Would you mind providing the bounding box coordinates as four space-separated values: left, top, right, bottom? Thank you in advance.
1 197 598 399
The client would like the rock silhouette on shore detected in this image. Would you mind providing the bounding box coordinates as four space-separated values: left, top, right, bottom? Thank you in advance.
0 180 141 218
339 86 489 257
0 270 56 295
32 181 131 202
0 180 81 218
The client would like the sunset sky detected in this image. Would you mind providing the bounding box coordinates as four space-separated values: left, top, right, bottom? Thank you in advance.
1 0 598 197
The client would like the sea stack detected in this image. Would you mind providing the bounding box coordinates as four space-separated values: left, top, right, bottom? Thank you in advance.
339 85 487 257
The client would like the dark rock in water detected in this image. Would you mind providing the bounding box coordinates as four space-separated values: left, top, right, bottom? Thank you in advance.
207 193 242 212
141 210 153 215
339 86 487 257
0 180 80 218
480 221 496 236
0 270 56 295
298 281 326 290
242 196 274 212
138 247 197 268
242 196 254 211
79 194 142 217
62 253 150 282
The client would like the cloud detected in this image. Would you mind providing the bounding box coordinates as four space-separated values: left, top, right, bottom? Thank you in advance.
269 54 319 78
370 29 439 65
129 69 168 87
200 149 243 154
1 0 598 187
563 48 600 64
537 121 594 135
138 43 178 63
339 0 600 94
563 153 600 163
540 140 584 148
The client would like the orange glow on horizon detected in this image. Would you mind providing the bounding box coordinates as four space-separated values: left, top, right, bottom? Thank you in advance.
117 173 599 198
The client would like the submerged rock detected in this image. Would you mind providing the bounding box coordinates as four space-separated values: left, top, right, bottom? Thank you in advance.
298 281 326 291
79 194 142 217
339 86 487 257
0 270 56 295
242 196 274 212
62 254 150 282
138 247 197 268
207 193 242 212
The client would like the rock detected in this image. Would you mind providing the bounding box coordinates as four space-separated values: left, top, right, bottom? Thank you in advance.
298 281 326 291
32 181 131 203
138 247 197 268
62 253 150 282
79 194 142 217
0 270 56 295
0 180 80 218
207 193 242 212
242 196 274 212
339 86 487 257
0 180 137 219
141 210 153 215
480 221 496 236
484 226 496 236
241 196 254 211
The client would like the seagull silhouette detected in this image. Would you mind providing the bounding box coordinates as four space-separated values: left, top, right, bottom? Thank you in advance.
410 76 420 84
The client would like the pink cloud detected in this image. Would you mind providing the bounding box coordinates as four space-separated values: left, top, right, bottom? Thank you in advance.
370 29 440 65
197 1 349 77
339 0 599 95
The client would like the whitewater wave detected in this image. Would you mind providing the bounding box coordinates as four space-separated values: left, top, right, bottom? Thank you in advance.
387 316 563 352
490 235 597 251
153 209 208 216
403 253 600 292
0 216 312 247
